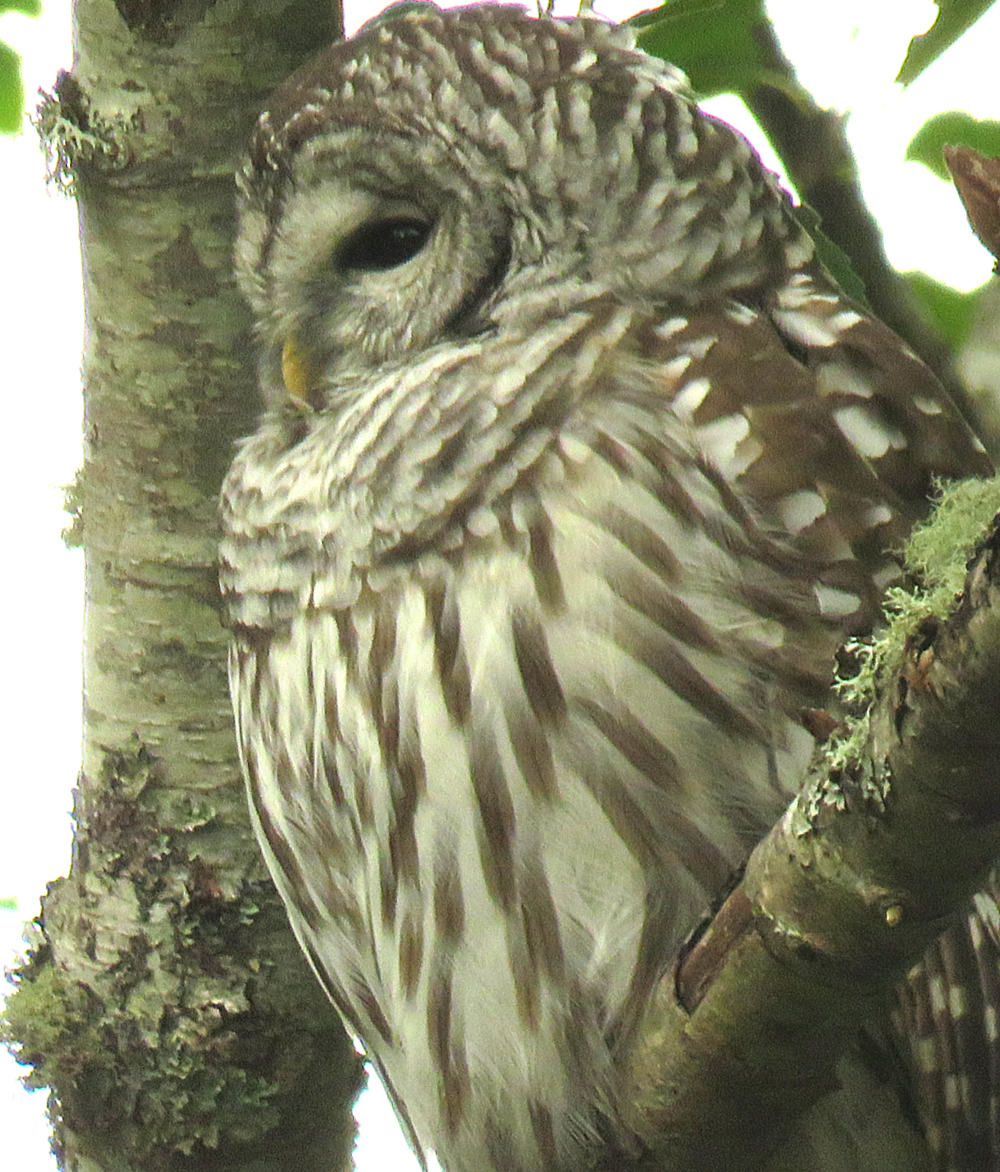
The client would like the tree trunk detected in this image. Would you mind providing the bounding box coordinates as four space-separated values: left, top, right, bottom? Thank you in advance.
3 2 364 1170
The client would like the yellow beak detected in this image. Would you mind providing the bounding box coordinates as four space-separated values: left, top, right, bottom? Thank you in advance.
281 335 316 405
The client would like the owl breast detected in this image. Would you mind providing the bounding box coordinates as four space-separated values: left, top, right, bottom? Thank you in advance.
222 292 873 1169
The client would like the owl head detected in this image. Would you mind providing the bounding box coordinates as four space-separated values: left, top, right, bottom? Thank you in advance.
235 2 812 412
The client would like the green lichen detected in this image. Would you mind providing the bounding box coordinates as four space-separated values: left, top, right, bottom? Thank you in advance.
2 953 101 1091
827 476 1000 772
0 733 351 1166
61 473 84 548
2 909 286 1166
34 74 132 196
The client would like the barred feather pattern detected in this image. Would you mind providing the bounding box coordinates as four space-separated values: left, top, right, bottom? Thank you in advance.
220 6 997 1169
895 889 1000 1171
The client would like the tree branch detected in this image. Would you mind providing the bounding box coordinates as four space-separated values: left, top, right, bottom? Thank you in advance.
613 481 1000 1171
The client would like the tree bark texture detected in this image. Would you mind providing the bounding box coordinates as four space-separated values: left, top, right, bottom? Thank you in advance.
3 2 365 1171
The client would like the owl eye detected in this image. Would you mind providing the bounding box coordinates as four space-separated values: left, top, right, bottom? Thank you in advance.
338 216 433 272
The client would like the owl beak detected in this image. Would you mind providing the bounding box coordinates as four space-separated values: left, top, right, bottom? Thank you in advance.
281 335 318 406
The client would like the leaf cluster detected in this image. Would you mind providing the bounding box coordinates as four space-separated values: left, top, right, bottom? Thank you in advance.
633 0 994 101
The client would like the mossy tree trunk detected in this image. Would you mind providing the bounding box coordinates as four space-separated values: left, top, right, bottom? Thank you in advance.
3 3 365 1171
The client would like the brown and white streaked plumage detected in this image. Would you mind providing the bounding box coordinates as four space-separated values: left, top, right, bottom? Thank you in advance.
220 5 996 1169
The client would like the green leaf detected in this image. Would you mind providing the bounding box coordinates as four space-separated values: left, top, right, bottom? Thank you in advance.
898 0 998 86
0 0 42 16
792 203 869 307
905 271 982 349
0 39 24 135
0 0 40 136
906 112 1000 181
632 0 773 99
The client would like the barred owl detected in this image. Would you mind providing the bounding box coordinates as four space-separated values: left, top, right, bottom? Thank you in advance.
220 5 998 1170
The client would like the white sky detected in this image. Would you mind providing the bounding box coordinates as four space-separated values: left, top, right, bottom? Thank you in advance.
0 1 996 1169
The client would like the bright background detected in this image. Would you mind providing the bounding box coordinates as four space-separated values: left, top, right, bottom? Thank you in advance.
0 0 996 1169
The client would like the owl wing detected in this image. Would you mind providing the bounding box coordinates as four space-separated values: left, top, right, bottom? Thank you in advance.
648 264 989 616
894 885 1000 1170
647 271 1000 1169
